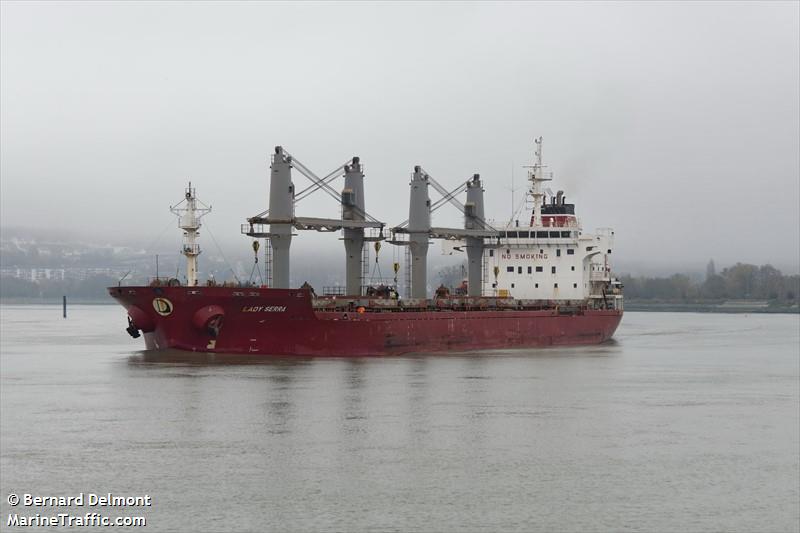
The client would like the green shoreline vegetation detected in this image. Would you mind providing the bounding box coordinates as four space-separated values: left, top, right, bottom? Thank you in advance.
2 262 799 314
619 262 799 314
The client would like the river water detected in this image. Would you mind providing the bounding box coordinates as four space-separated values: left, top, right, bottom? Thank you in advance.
1 305 798 532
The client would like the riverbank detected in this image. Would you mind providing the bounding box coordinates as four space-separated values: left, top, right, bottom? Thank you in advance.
625 300 799 314
0 298 115 305
2 298 798 314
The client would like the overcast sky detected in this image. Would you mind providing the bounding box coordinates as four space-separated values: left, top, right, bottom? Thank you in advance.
2 1 798 273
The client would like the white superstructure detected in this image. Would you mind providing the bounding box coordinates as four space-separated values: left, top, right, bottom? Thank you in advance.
481 139 621 308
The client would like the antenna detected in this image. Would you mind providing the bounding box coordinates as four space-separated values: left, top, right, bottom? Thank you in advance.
504 161 518 225
511 161 515 222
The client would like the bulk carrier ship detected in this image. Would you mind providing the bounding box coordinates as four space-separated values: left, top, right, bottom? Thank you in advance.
109 138 623 356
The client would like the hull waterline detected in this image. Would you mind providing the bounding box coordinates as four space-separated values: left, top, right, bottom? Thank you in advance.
111 286 622 357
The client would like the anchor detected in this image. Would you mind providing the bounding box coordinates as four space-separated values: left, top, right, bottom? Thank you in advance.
125 316 141 339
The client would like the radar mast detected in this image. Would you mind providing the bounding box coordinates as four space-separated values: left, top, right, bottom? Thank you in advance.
527 136 552 227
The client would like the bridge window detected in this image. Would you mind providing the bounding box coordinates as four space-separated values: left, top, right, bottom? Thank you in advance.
561 231 571 238
554 283 558 288
567 249 575 255
527 266 532 274
489 250 494 257
536 231 548 238
573 283 578 288
551 266 556 274
517 267 521 274
535 283 539 288
506 266 514 273
511 283 515 288
549 231 560 238
571 266 575 271
536 266 543 272
556 249 561 257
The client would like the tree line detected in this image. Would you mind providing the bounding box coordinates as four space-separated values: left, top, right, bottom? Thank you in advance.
2 261 799 304
621 262 799 303
0 275 119 300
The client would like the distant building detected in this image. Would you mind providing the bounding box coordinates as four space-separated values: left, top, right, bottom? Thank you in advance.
0 267 120 282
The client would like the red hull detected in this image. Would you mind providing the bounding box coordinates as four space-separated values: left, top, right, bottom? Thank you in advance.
109 286 622 356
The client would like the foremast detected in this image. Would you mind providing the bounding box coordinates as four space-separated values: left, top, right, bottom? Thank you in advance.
170 182 211 286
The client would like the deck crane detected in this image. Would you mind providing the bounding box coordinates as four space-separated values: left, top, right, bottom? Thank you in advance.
243 146 385 295
389 168 500 298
